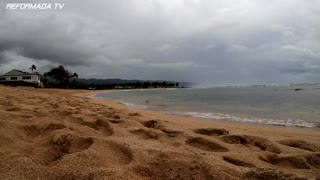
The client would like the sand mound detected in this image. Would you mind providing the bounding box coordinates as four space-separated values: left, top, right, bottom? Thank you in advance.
0 86 319 179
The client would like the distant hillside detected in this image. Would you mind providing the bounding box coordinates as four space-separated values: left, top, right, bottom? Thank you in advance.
77 78 148 84
77 78 192 87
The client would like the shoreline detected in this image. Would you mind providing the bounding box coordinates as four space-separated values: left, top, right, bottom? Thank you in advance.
85 89 320 131
1 86 319 179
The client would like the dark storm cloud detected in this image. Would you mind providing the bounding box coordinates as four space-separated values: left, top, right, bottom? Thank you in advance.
0 11 103 66
0 0 319 85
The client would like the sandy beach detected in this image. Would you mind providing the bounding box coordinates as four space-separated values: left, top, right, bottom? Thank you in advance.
0 85 319 179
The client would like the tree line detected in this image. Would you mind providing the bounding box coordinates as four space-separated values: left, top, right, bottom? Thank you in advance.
43 65 178 89
90 81 178 90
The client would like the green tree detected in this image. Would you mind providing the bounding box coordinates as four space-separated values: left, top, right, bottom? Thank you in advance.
44 65 77 83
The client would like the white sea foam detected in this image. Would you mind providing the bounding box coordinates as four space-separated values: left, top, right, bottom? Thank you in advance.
163 88 178 91
171 111 315 128
116 101 148 109
87 94 98 98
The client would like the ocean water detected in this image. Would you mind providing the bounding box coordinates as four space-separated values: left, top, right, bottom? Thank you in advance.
93 84 320 128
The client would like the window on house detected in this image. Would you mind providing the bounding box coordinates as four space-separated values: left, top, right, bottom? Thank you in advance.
0 77 6 81
22 76 32 80
10 77 18 80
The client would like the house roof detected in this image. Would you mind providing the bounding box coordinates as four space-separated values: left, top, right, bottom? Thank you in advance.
3 69 39 76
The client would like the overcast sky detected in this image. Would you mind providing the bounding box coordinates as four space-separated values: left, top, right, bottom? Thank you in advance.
0 0 319 86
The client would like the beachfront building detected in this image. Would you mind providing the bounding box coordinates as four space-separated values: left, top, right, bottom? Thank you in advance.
0 69 43 87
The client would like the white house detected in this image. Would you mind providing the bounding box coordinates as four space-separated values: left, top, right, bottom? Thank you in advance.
0 69 43 87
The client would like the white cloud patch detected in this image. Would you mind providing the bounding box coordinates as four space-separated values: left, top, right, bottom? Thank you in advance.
282 45 319 58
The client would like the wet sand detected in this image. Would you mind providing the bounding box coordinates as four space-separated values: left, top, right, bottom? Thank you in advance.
0 85 319 179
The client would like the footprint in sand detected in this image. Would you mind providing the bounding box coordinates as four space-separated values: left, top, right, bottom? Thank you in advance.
51 132 94 154
81 119 114 136
45 131 94 164
108 119 125 124
22 123 67 137
0 99 14 106
259 153 320 169
93 140 133 166
220 135 282 153
243 168 307 180
193 128 229 136
56 109 74 117
142 119 163 129
129 128 160 140
27 130 94 165
185 137 229 152
5 106 21 112
133 155 216 180
141 120 183 137
277 139 319 152
128 112 142 117
32 109 49 117
160 128 183 137
98 109 122 119
20 114 33 119
223 156 255 168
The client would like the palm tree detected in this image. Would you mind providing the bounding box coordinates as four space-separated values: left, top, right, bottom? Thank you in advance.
29 64 36 72
72 73 78 78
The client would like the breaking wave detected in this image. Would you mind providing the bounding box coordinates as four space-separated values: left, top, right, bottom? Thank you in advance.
171 111 316 128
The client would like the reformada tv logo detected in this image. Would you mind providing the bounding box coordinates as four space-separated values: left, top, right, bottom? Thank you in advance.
6 3 65 10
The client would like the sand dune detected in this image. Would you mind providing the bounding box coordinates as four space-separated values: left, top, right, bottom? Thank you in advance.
0 85 319 179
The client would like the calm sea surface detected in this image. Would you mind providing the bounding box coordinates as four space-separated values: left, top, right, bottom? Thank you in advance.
93 84 320 128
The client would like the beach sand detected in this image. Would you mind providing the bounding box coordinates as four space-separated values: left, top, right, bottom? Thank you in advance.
0 85 319 179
